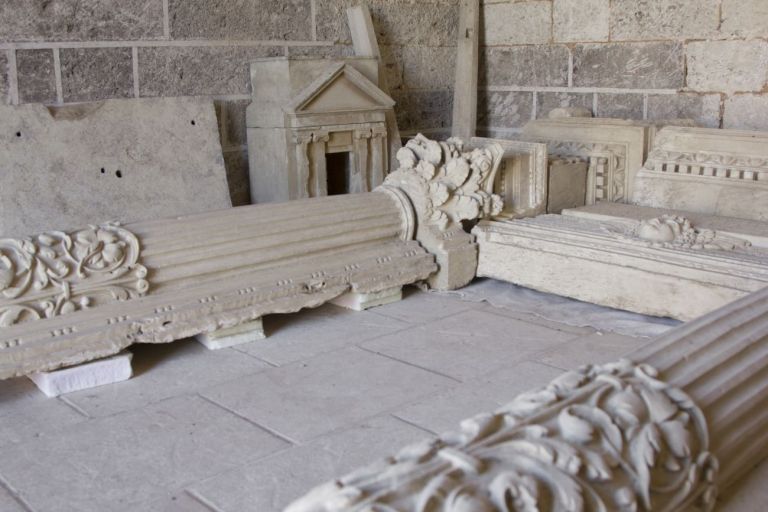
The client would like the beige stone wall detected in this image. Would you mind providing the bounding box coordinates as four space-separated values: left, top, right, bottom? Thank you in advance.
0 0 457 205
479 0 768 136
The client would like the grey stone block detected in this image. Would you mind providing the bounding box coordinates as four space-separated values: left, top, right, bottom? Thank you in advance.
168 0 312 40
16 49 56 104
61 48 133 103
721 0 768 38
0 51 8 105
224 148 252 206
724 94 768 131
402 46 456 90
481 45 569 87
379 45 405 91
138 46 283 97
596 93 644 120
536 92 594 119
687 40 768 94
393 89 453 131
0 0 163 42
611 0 720 40
647 93 721 128
482 0 551 45
553 0 610 42
573 42 684 89
478 90 534 128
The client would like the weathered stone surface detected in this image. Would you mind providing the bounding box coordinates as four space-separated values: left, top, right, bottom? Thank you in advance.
138 46 282 97
286 44 355 58
16 49 56 104
0 0 163 42
168 0 312 40
0 98 231 237
379 45 405 90
60 48 133 103
481 46 569 87
687 40 768 94
483 0 551 45
223 148 252 206
220 99 249 148
611 0 719 40
724 94 768 131
401 45 456 90
573 42 684 89
596 93 644 120
536 92 593 119
393 89 453 131
553 0 610 42
647 93 721 128
721 0 768 38
0 51 8 105
478 90 533 128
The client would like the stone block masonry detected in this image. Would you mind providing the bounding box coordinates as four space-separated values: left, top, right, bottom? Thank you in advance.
0 0 459 205
477 0 768 137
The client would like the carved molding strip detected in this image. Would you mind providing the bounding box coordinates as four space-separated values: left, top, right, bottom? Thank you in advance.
643 149 768 182
0 223 148 327
287 359 717 512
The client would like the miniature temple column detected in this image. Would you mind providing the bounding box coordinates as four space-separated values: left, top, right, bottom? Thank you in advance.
370 126 388 189
287 286 768 511
352 129 372 193
293 132 313 199
310 131 330 197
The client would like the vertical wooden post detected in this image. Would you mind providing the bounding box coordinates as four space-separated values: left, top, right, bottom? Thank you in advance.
452 0 480 140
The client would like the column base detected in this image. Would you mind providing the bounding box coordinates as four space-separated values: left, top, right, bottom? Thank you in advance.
195 318 266 350
331 287 403 311
28 352 133 398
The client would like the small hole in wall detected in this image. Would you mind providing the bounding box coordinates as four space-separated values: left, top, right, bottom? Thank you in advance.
190 120 196 126
15 131 21 137
100 168 105 174
115 170 123 178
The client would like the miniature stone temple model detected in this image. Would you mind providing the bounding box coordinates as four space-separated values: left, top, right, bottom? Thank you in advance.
247 57 396 204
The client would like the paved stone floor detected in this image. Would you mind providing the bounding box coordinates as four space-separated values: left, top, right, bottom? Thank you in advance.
0 285 761 511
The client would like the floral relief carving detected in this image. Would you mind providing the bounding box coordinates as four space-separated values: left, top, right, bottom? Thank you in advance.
0 222 148 327
605 216 751 252
287 360 718 512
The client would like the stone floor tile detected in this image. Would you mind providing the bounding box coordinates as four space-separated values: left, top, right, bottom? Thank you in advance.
64 338 271 418
189 415 428 512
0 484 26 512
532 331 646 370
236 303 410 366
137 490 214 512
0 395 288 512
0 376 86 448
201 346 454 443
368 288 480 324
362 309 579 381
476 302 596 336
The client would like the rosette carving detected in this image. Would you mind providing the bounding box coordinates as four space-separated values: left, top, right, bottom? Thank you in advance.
287 360 718 512
0 222 148 327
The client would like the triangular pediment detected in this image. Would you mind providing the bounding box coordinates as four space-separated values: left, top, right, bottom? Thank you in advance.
286 63 395 114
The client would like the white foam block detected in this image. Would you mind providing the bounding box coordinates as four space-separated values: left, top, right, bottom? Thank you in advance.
331 287 403 312
28 352 133 398
196 318 266 350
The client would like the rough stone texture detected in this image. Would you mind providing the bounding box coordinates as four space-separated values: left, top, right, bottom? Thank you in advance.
221 99 249 148
379 45 405 90
481 46 569 87
687 40 768 94
393 89 453 131
401 46 456 90
168 0 312 40
478 90 533 128
596 93 644 120
60 48 134 103
611 0 720 40
724 95 768 131
553 0 610 42
286 44 355 58
647 93 721 128
223 148 252 206
721 0 768 38
482 0 551 45
572 42 684 89
0 0 164 42
536 92 593 119
138 46 283 97
16 49 56 104
0 51 8 105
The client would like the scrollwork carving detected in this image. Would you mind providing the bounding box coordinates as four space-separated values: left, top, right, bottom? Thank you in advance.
287 360 718 512
0 222 148 327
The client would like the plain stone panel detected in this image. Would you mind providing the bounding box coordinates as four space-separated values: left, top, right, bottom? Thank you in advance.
16 49 56 104
138 46 283 97
402 46 456 90
532 331 643 370
611 0 720 40
201 346 455 442
687 40 768 94
536 92 593 119
596 93 644 120
724 95 768 131
224 148 252 206
393 89 453 131
168 0 312 40
721 0 768 38
481 46 569 87
0 395 288 512
572 42 684 89
647 93 721 128
553 0 609 42
0 0 163 42
189 416 428 512
483 0 551 45
61 48 134 103
0 51 8 105
478 90 534 128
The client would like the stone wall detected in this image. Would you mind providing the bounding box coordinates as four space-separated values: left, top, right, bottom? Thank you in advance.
478 0 768 136
0 0 457 205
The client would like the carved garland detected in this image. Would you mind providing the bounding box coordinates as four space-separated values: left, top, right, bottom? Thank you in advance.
287 360 718 512
0 222 148 327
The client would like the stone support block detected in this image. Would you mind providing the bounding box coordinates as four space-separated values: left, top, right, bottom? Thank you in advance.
687 40 768 94
330 287 403 312
724 94 768 132
611 0 720 40
28 352 133 398
553 0 609 42
482 0 551 45
16 49 56 104
573 42 684 89
481 46 569 87
196 319 265 350
60 48 134 103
